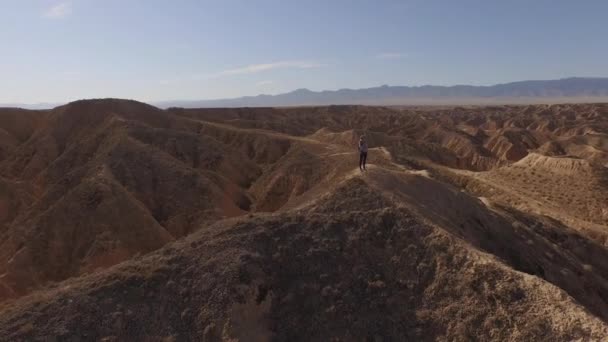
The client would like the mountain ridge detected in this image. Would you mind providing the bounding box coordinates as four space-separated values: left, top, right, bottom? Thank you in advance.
156 77 608 108
3 77 608 110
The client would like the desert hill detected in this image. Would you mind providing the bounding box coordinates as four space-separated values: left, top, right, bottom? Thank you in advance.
0 99 607 340
1 178 608 341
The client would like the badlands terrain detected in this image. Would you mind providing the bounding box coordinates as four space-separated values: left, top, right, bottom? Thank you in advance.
0 99 607 340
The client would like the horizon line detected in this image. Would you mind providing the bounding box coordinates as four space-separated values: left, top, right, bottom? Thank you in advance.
3 76 608 107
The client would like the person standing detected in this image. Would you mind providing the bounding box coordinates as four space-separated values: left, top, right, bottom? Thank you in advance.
358 135 368 171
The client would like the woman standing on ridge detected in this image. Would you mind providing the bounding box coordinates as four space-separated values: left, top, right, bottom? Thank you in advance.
358 135 368 171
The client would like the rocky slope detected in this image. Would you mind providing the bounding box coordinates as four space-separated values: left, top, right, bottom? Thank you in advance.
1 178 607 341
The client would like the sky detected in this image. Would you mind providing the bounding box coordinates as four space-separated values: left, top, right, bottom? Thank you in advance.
1 0 608 103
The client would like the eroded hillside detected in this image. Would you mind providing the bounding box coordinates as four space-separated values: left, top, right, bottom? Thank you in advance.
0 100 607 340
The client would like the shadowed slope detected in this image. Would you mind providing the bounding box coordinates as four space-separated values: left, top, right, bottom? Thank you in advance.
0 100 289 302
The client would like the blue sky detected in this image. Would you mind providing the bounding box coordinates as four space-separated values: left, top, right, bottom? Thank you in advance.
2 0 607 103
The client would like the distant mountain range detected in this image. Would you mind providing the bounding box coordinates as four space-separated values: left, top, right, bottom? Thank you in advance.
156 77 608 108
3 77 608 109
0 102 60 110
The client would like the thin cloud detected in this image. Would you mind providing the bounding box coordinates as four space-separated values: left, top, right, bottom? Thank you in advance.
256 80 274 87
43 2 72 19
158 60 323 85
215 60 325 77
376 52 408 60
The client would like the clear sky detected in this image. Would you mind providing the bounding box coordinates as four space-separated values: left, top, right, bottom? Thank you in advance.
2 0 608 103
